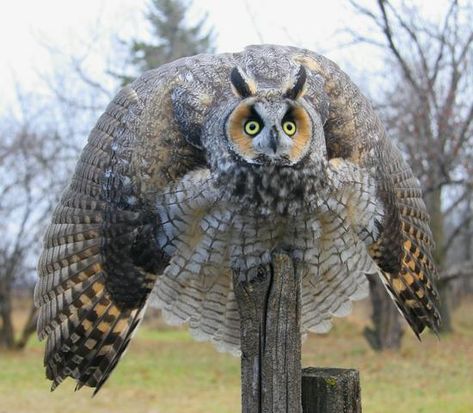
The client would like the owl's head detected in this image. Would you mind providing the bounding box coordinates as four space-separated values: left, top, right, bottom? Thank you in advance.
224 66 315 166
171 59 330 213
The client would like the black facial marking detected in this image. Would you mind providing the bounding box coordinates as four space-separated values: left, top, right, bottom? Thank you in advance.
283 106 294 119
248 106 264 124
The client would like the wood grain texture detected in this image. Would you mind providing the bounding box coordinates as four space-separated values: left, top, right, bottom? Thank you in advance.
233 253 302 413
302 368 361 413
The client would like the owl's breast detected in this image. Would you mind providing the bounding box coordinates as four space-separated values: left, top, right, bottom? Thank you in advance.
155 167 321 275
155 158 382 282
213 157 329 217
152 164 382 350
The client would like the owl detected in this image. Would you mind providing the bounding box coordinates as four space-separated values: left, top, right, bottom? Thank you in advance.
34 45 440 394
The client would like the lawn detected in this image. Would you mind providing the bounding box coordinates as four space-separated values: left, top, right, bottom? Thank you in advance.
0 299 472 413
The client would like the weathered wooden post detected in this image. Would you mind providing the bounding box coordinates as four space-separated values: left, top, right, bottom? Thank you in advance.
302 368 361 413
233 253 302 413
233 252 362 413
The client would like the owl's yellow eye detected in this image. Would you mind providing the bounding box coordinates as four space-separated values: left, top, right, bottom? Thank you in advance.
244 120 262 136
282 120 297 136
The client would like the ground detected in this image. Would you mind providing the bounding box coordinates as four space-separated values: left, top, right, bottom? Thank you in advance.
0 298 472 413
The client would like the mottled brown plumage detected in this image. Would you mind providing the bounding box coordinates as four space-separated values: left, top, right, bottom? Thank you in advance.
35 45 440 394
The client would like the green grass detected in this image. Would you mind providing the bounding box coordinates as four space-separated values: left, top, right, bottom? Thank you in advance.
1 300 472 413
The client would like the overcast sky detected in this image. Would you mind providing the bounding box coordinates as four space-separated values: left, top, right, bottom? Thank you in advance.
0 0 450 114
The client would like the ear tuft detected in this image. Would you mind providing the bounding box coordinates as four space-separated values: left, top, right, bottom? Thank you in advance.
230 67 254 98
284 65 307 100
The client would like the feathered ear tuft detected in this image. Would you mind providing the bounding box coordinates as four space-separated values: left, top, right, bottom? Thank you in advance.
284 65 307 100
230 67 255 98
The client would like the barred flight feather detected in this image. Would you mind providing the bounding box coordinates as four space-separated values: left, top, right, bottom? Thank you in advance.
35 85 163 393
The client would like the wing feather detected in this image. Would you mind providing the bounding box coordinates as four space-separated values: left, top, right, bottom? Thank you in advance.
296 49 440 335
35 69 205 392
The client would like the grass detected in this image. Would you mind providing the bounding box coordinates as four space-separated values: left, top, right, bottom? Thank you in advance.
0 299 472 413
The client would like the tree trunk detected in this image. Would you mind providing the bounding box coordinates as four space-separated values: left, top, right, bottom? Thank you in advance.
460 194 472 297
0 284 15 349
363 276 403 351
436 279 453 333
426 187 451 333
426 188 445 265
16 301 38 349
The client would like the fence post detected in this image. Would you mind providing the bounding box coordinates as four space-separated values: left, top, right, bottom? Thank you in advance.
302 368 362 413
233 253 362 413
233 253 302 413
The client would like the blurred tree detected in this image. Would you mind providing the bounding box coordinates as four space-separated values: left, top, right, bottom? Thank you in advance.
0 0 216 350
349 0 473 346
0 109 69 349
116 0 215 84
0 33 129 351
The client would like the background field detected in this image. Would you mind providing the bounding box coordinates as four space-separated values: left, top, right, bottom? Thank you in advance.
0 297 472 413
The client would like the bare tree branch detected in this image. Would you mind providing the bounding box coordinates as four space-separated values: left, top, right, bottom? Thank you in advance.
442 212 473 256
376 0 421 92
439 260 473 283
243 0 264 43
443 187 472 217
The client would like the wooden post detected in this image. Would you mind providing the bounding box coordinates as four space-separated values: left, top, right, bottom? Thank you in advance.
233 253 362 413
233 253 302 413
302 368 362 413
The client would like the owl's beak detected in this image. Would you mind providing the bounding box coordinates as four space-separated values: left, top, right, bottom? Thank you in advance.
269 126 279 154
254 125 289 162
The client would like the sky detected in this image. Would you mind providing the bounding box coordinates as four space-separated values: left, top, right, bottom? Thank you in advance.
0 0 451 115
0 0 374 109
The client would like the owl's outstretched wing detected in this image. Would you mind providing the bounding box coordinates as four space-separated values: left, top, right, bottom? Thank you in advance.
35 87 162 393
294 50 440 336
34 63 207 393
369 137 440 336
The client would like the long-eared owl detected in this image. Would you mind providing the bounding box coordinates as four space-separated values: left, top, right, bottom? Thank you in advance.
34 45 440 393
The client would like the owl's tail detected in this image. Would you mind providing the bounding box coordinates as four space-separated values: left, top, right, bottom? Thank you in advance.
153 271 241 354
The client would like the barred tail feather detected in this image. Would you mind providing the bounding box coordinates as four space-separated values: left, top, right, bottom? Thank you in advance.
213 288 240 353
152 271 241 354
379 269 440 337
86 306 146 394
